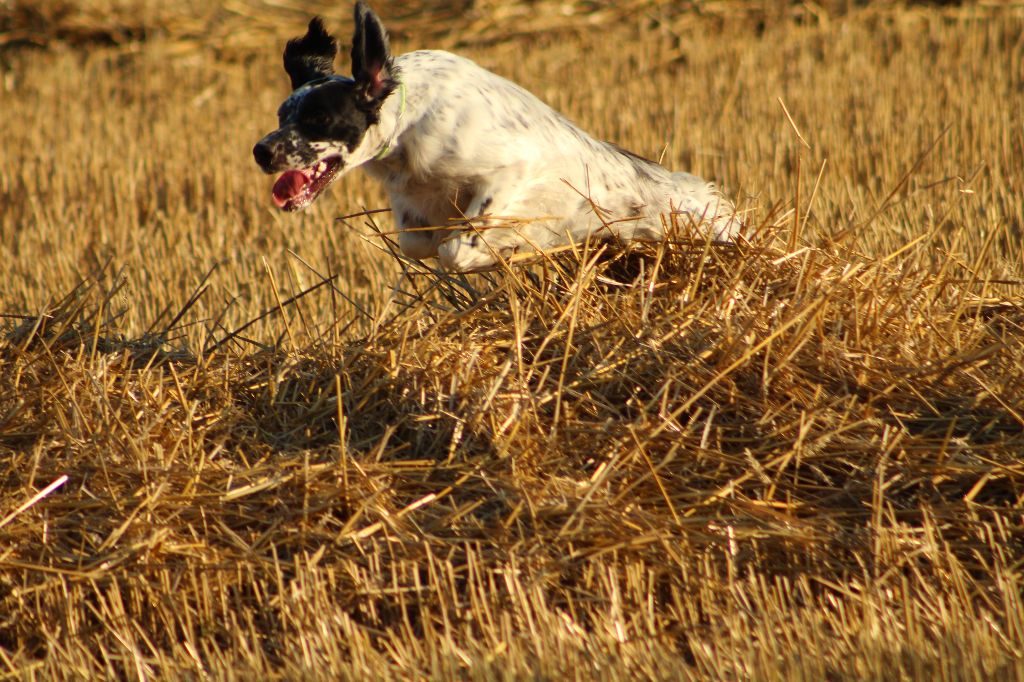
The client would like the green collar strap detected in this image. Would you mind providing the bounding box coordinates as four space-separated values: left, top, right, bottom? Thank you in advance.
373 82 407 161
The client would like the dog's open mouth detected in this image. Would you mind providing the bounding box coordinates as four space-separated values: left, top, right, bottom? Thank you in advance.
271 157 342 211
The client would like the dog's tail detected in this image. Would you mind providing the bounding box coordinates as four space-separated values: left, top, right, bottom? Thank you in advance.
671 172 741 242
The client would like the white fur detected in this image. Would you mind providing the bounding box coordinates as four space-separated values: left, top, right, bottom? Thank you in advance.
351 50 738 271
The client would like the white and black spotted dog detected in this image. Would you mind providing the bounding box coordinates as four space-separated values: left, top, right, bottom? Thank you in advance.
254 2 739 272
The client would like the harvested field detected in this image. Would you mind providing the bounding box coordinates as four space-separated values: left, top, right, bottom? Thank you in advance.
1 1 1023 679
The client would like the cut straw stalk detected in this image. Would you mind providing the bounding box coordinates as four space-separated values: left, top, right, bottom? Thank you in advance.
0 475 69 531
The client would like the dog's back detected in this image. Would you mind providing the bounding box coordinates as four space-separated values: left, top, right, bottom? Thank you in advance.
365 49 738 265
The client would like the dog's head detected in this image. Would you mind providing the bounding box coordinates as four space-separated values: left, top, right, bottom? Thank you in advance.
253 2 398 211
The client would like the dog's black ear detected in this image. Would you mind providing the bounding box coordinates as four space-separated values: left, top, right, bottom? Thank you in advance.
283 17 337 90
351 1 396 103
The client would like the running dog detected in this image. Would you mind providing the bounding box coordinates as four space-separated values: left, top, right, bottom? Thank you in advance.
253 2 738 272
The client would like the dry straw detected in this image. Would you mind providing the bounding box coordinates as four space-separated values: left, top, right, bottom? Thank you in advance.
1 0 1023 679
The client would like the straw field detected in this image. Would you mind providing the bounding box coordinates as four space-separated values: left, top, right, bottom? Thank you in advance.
1 0 1023 678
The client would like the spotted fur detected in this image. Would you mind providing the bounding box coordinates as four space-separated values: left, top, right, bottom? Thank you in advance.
254 2 739 272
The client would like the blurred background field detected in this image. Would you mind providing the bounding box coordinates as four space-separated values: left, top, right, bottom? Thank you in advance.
1 1 1023 679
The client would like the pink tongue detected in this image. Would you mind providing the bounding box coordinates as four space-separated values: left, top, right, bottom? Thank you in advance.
272 170 309 207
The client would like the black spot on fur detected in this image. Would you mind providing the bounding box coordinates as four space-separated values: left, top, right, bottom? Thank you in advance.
399 211 428 227
252 130 317 172
479 197 493 214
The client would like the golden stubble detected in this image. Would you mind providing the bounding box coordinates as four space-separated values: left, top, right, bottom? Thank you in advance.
1 2 1022 679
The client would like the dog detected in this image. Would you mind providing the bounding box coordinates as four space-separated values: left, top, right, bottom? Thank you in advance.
253 2 739 272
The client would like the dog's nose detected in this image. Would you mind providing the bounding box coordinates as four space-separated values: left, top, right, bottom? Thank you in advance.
253 141 275 170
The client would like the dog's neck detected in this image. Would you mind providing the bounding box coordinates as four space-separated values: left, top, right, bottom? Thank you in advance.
372 81 407 161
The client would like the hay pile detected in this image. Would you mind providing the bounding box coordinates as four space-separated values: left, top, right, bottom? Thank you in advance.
1 0 1022 677
2 219 1022 678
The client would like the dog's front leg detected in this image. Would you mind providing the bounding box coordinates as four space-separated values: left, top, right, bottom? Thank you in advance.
397 225 440 261
393 200 449 261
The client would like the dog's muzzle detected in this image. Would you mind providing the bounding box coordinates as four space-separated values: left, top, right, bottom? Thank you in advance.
253 130 344 211
253 139 285 173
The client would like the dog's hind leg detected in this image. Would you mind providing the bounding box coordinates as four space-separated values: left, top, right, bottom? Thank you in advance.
436 185 515 271
437 175 565 272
